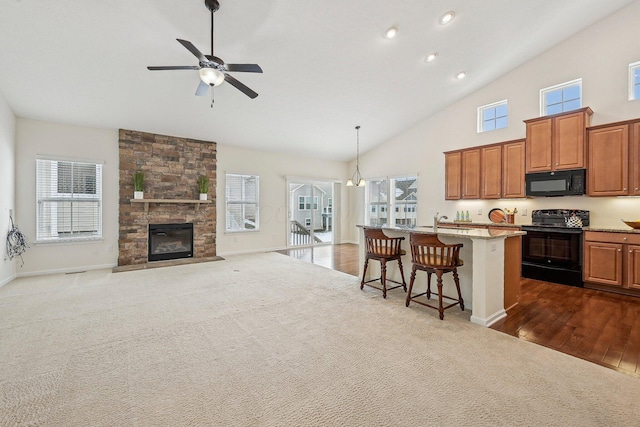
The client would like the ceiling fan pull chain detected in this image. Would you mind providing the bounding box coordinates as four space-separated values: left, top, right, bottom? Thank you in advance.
211 88 215 108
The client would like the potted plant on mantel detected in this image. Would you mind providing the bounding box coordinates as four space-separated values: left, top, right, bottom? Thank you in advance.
133 171 144 199
198 175 209 201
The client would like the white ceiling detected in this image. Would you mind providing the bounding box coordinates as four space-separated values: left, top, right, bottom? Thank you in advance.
0 0 635 161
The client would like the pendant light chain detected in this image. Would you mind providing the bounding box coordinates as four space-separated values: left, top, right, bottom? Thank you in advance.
347 125 364 187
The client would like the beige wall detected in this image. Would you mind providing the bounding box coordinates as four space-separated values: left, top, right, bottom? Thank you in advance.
15 119 120 275
216 144 351 255
12 119 351 274
0 92 16 286
355 1 640 229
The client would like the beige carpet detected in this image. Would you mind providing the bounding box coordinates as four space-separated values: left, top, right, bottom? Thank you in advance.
1 252 638 426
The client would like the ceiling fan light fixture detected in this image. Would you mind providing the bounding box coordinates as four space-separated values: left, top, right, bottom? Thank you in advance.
425 52 438 62
440 11 455 25
199 68 225 86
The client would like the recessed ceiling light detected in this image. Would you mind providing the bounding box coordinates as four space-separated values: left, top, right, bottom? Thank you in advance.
456 71 467 79
440 11 455 25
425 52 438 62
384 26 398 39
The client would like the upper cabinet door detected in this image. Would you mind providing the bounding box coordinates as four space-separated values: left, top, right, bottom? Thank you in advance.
525 118 553 173
445 151 462 200
461 148 481 199
632 122 640 196
554 111 587 170
587 124 629 196
481 145 502 199
502 140 525 198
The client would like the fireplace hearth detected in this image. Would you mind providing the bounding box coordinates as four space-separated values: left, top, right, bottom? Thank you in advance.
148 223 194 262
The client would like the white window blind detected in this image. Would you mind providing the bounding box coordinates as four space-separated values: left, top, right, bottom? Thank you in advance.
225 173 259 232
36 158 103 242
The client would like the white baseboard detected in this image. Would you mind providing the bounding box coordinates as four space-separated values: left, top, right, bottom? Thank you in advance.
0 273 17 289
16 263 117 278
470 309 507 328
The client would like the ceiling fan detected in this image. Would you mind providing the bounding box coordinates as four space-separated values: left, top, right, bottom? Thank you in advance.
147 0 262 101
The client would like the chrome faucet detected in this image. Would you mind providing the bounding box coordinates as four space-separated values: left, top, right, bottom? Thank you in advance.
433 213 448 232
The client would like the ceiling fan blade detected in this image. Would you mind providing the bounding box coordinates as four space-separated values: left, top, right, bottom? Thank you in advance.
177 39 208 63
225 64 263 73
195 80 210 96
147 66 200 71
224 74 258 99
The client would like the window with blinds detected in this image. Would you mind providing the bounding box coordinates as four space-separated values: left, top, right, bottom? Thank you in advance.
225 173 259 232
36 158 103 242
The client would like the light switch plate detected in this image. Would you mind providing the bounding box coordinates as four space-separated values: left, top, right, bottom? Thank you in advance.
477 209 482 215
522 208 528 216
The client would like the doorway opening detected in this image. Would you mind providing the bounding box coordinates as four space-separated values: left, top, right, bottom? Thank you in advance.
287 179 335 248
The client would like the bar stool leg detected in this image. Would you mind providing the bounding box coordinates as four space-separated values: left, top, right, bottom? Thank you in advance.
426 272 432 300
406 266 417 307
453 268 464 311
397 258 407 292
436 271 445 320
381 259 388 298
361 258 369 290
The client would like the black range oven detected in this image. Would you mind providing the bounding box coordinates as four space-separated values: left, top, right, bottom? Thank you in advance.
521 209 589 287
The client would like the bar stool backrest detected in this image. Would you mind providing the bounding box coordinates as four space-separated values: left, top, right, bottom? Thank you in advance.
364 228 404 257
409 233 462 268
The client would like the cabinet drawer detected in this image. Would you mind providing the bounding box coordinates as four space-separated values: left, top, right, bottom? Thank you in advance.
584 231 640 245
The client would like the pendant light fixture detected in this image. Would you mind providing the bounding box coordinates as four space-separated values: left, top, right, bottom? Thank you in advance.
346 125 366 187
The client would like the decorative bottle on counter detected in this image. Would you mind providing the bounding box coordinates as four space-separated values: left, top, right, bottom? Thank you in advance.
455 211 460 221
465 210 470 221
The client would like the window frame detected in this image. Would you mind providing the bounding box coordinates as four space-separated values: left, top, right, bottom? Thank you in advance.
629 61 640 101
225 172 260 233
35 157 103 243
365 175 418 227
539 78 582 116
477 99 508 133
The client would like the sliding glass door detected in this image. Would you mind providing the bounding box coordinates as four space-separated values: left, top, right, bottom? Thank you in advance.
287 179 334 247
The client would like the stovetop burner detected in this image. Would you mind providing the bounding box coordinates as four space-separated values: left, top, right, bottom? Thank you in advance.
527 209 590 228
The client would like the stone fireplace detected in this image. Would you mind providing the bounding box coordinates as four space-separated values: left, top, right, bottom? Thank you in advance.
118 129 216 266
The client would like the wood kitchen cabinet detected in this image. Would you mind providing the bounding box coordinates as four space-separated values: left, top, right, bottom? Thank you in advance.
444 148 480 200
583 231 640 295
444 139 524 200
587 119 640 196
445 151 462 200
587 124 629 196
461 148 481 199
501 139 525 198
525 107 592 173
481 144 502 199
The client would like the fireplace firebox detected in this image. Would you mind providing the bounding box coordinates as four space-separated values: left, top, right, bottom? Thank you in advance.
148 223 194 262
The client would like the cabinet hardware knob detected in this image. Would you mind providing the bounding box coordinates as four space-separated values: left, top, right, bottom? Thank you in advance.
624 188 627 190
547 164 551 167
624 237 627 241
636 188 639 191
555 163 559 166
618 249 622 252
630 250 633 253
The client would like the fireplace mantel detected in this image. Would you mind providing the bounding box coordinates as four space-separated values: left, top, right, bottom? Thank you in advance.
130 198 212 213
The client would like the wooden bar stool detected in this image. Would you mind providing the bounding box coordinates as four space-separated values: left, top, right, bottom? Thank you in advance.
361 228 407 298
406 232 464 320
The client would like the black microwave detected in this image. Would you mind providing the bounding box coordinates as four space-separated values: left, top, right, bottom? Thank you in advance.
525 169 586 197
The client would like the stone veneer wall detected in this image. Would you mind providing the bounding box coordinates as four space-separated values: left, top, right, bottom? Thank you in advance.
118 129 216 266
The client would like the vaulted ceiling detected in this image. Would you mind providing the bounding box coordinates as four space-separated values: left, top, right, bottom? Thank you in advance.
0 0 635 161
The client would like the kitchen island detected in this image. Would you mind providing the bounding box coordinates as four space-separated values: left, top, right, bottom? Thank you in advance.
357 225 526 327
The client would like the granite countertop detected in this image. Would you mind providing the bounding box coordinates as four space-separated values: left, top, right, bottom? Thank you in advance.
357 225 526 240
439 221 522 228
583 226 640 234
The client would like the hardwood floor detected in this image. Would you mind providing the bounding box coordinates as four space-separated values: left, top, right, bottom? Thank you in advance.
491 279 640 378
276 244 359 276
278 244 640 377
